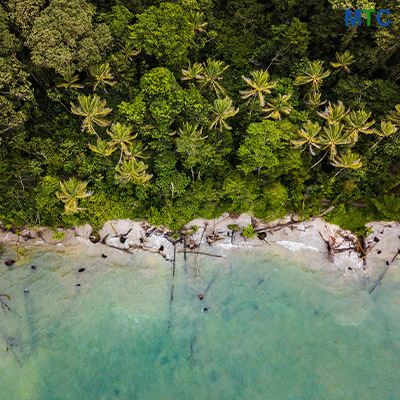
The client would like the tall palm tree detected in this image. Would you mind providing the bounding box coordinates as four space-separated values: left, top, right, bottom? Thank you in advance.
209 97 239 132
262 93 292 120
182 62 204 81
370 121 398 149
198 59 229 97
56 178 93 214
125 141 150 160
88 139 116 157
318 101 349 124
294 60 331 92
330 50 355 73
291 121 321 155
331 149 362 179
115 159 152 185
71 94 112 137
56 74 84 89
121 42 141 62
239 70 277 106
189 11 208 35
107 123 138 163
319 122 352 159
387 104 400 125
344 109 375 143
88 62 115 92
304 91 326 108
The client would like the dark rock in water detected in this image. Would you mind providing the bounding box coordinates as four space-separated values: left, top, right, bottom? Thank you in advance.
114 389 120 396
120 236 127 244
201 307 208 312
89 232 100 243
160 356 169 365
159 245 164 251
31 265 37 271
257 232 267 240
5 259 15 267
377 250 382 254
78 268 86 273
76 284 81 287
101 254 108 259
386 260 390 266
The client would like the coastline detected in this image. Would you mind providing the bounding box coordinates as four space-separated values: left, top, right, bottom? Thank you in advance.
1 214 399 277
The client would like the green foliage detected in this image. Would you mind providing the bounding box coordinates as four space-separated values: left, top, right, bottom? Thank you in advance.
241 225 257 239
129 2 193 68
1 0 400 235
26 0 111 76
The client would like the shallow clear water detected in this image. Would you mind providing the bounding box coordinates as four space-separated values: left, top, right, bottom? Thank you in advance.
0 246 400 400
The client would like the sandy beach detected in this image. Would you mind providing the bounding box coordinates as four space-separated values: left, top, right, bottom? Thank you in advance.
1 214 399 277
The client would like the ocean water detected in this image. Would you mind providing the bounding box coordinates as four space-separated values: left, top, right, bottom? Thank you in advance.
0 245 399 400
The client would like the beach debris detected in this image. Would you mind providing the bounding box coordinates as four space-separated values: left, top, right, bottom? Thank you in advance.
197 275 217 300
227 224 240 244
0 294 11 313
78 267 86 273
369 250 400 294
89 232 100 243
24 288 29 294
257 231 267 241
5 259 15 267
319 230 335 262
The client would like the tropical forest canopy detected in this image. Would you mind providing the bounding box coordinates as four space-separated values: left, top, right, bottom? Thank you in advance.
1 0 400 234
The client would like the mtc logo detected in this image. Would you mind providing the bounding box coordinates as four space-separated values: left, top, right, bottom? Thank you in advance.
345 9 391 26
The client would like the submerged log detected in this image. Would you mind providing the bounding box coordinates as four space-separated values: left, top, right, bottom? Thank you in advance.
369 250 400 294
170 243 177 302
177 250 225 258
197 275 217 300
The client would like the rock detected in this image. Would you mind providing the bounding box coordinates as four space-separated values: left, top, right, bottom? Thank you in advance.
257 232 267 240
5 259 15 267
101 254 108 259
89 232 100 243
78 268 86 273
31 265 37 271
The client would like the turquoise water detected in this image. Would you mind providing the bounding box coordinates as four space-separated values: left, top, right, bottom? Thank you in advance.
0 246 400 399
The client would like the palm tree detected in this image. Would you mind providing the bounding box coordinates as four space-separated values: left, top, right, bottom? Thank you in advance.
125 141 150 160
294 60 331 92
331 149 362 179
88 62 115 92
318 101 349 124
189 11 208 35
115 159 152 185
319 122 352 159
198 59 229 97
262 93 292 120
239 70 277 106
291 121 321 155
304 91 326 108
56 178 93 214
71 95 112 137
56 74 84 89
387 104 400 125
121 42 141 62
370 121 398 149
182 62 204 81
209 97 239 132
344 109 375 143
107 123 137 163
330 50 355 73
88 139 116 157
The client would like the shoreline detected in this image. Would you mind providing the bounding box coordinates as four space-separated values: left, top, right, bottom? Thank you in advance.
1 214 399 277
